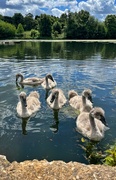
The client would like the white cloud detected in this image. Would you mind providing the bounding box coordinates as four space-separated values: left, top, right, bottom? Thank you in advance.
6 0 23 5
1 0 116 20
51 8 68 17
0 8 21 16
78 0 116 20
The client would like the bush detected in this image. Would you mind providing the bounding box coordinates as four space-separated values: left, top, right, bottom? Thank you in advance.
0 20 16 39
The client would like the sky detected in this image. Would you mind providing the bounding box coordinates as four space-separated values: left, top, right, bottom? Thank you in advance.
0 0 116 21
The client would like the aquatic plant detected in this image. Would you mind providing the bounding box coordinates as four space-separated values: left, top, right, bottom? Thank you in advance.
80 138 116 166
80 138 105 164
103 143 116 166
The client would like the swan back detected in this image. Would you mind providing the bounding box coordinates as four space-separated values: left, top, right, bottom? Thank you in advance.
47 88 67 109
68 90 78 100
16 73 44 85
17 91 41 118
76 107 109 141
68 89 93 112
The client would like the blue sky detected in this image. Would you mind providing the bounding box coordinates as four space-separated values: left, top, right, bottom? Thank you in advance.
0 0 116 21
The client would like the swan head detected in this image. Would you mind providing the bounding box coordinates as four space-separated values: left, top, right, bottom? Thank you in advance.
46 74 54 82
16 73 23 82
82 89 93 103
90 107 108 127
50 91 59 103
68 90 78 100
19 91 27 107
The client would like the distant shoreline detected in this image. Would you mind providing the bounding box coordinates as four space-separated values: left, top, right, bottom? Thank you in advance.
0 39 116 44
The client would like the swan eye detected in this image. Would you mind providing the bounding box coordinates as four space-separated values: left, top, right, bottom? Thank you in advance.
94 112 100 119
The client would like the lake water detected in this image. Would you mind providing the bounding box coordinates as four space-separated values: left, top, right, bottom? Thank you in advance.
0 41 116 164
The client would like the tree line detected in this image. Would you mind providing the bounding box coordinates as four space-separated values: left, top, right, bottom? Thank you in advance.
0 10 116 39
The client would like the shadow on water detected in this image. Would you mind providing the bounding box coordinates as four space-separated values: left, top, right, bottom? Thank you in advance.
49 110 59 133
21 117 30 135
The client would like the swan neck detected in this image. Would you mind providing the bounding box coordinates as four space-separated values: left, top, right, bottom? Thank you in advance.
53 97 59 109
45 76 49 86
82 95 86 106
21 103 27 112
89 113 97 131
20 74 23 82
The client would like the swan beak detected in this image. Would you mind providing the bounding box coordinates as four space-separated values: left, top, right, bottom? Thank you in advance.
50 94 55 103
48 75 54 82
100 115 108 127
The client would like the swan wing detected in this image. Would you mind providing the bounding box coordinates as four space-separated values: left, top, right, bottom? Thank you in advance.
69 96 82 110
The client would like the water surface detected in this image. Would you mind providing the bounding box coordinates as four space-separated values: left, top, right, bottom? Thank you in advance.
0 41 116 164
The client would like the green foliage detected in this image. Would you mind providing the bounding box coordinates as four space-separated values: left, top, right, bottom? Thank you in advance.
80 138 105 164
52 21 62 34
105 15 116 38
80 137 116 166
39 14 52 37
0 20 16 39
16 23 24 34
0 10 116 39
12 13 24 28
31 29 39 39
103 143 116 166
24 13 36 31
23 31 31 39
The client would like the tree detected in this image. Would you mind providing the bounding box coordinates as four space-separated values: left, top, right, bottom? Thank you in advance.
39 14 52 37
65 12 78 39
24 13 37 31
16 23 24 37
12 13 24 28
95 22 106 39
3 16 13 24
76 10 90 39
0 20 16 39
105 15 116 38
52 21 62 34
59 13 68 28
31 29 39 38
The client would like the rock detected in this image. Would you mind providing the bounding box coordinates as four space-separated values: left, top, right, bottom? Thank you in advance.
0 155 116 180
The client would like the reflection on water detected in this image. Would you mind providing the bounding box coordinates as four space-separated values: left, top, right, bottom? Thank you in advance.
22 117 30 135
50 110 59 133
0 41 116 164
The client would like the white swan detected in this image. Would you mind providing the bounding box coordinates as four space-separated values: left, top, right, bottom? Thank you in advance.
68 89 93 112
76 107 109 141
47 88 67 110
16 73 45 86
80 90 93 113
41 74 57 90
16 91 41 118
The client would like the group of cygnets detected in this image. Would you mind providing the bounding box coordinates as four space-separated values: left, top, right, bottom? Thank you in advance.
16 73 109 142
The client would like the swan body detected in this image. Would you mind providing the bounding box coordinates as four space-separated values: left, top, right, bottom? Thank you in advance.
68 89 93 112
16 91 41 118
41 74 57 90
47 88 67 109
16 73 45 86
76 107 109 141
